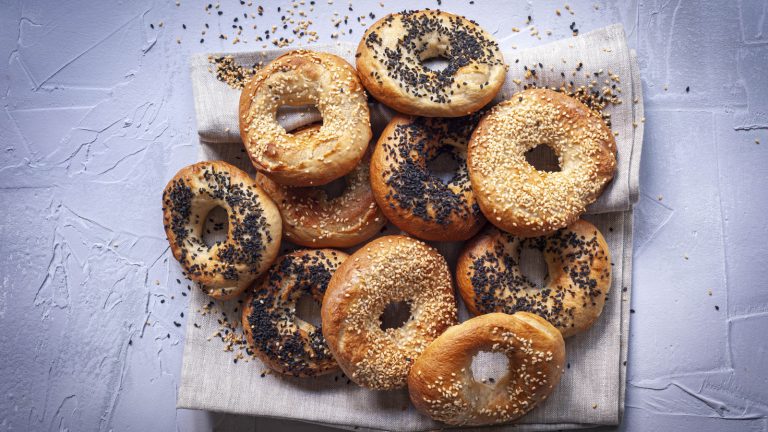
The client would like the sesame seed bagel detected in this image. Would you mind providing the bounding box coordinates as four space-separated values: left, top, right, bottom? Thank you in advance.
468 88 617 237
407 312 566 426
371 114 486 241
356 10 506 117
243 249 347 377
321 235 458 390
162 161 282 300
256 124 386 248
456 220 611 338
239 50 372 186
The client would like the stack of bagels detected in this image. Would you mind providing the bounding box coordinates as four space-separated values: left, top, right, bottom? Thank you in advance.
162 9 617 427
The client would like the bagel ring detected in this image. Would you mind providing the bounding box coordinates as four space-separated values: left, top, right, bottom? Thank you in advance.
408 312 566 426
456 220 611 338
162 161 282 299
356 9 506 117
239 50 372 186
468 88 617 237
371 114 486 241
256 124 386 248
321 235 457 390
242 249 348 377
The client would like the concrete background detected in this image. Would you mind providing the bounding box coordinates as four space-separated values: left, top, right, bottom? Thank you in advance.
0 0 767 431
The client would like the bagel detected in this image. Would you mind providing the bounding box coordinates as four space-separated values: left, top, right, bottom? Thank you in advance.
256 124 386 248
242 249 347 377
468 88 617 237
408 312 566 426
356 10 506 117
456 220 611 338
239 50 372 186
321 235 457 390
162 161 282 300
370 114 486 241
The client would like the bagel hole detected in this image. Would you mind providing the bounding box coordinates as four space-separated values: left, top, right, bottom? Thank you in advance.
201 206 229 248
379 301 412 330
524 144 561 172
421 56 450 72
471 351 510 385
295 293 322 327
317 176 347 200
519 247 549 288
277 105 322 131
426 150 461 185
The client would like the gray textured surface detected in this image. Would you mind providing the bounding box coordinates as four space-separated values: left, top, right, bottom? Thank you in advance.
0 1 766 431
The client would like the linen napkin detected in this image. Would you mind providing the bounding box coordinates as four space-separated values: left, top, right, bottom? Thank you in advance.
177 23 644 431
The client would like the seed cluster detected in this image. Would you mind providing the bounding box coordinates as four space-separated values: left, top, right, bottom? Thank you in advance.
362 10 504 104
466 225 610 335
511 60 624 127
246 249 346 376
201 299 253 364
209 55 261 89
162 162 276 297
380 115 483 225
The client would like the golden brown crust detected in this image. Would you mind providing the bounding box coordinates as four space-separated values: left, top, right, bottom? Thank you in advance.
321 235 458 390
239 50 371 186
356 10 506 117
407 312 566 426
456 219 611 338
468 88 617 237
242 249 348 377
370 115 486 241
161 161 282 300
256 125 386 248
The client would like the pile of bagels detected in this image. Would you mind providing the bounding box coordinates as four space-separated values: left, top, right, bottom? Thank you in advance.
162 9 616 427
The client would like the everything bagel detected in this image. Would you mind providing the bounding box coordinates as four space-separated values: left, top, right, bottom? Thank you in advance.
242 249 347 377
456 220 611 337
357 10 506 117
162 161 282 299
371 114 486 241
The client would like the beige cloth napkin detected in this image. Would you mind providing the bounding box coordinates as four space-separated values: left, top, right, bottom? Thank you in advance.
177 24 644 431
